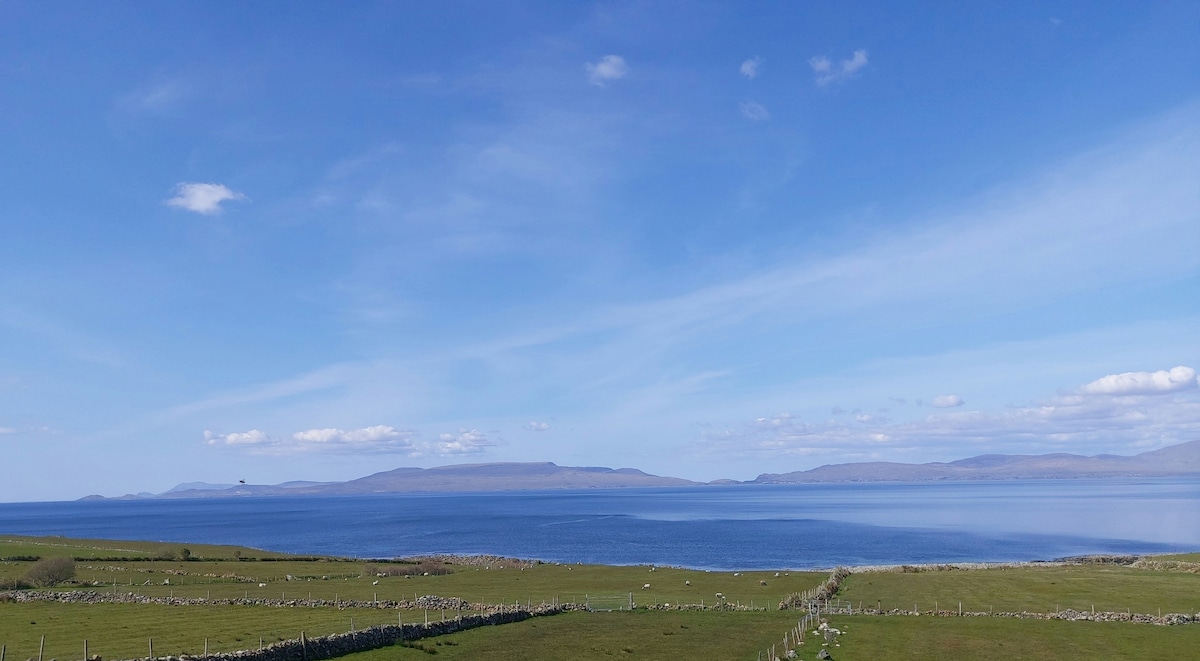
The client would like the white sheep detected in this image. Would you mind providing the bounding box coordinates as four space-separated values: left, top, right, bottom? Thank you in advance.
642 583 651 590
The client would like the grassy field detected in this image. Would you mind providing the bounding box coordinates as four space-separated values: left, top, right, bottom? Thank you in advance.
1 533 823 608
819 615 1200 660
0 535 295 561
837 565 1200 614
346 610 808 661
4 535 1200 660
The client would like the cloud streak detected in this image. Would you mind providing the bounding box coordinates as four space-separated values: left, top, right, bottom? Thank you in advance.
810 49 868 85
740 57 761 79
696 366 1200 461
166 183 247 215
585 55 628 86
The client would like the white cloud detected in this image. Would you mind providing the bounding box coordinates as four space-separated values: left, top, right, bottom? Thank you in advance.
739 101 769 121
810 49 869 86
1080 366 1198 396
0 427 16 435
205 425 418 455
696 367 1200 461
436 429 493 454
292 425 417 449
740 57 762 79
524 421 551 431
931 394 965 408
166 183 247 215
585 55 628 86
204 429 271 446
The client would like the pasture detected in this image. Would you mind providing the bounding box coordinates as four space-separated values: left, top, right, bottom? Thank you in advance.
2 535 1199 660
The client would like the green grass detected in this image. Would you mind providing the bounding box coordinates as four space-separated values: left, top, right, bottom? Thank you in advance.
837 565 1200 614
6 536 1200 660
822 615 1200 661
0 535 296 561
10 558 823 609
343 610 806 661
0 601 429 660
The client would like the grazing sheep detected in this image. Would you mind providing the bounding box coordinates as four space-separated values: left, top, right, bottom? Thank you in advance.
372 580 379 585
760 580 767 586
642 583 651 590
715 592 725 599
684 580 691 586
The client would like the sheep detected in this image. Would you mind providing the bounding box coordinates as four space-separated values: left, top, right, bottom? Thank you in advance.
372 580 379 585
642 583 651 590
760 580 767 586
684 580 691 586
715 592 725 600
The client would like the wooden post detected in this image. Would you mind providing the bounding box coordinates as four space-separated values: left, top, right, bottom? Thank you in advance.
148 637 153 661
83 639 87 661
38 635 45 661
204 638 208 658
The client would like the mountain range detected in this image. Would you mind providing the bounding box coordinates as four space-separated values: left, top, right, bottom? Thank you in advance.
82 440 1200 500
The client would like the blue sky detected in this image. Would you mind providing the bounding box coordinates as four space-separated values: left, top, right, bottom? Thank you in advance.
2 2 1198 501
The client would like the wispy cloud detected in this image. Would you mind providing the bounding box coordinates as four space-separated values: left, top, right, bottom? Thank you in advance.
585 55 628 86
524 421 551 431
204 429 270 447
166 183 247 215
118 80 191 113
696 366 1200 461
931 394 964 408
740 57 762 79
436 428 494 454
739 101 769 121
810 49 869 86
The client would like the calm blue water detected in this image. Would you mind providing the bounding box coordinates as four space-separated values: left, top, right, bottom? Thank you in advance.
1 479 1197 570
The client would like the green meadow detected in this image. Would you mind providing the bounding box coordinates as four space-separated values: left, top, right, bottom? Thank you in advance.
2 535 1198 660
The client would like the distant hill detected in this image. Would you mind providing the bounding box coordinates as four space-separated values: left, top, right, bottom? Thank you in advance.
753 439 1200 483
79 440 1200 501
125 462 697 500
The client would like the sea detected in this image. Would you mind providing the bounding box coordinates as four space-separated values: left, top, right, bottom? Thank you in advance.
1 479 1197 570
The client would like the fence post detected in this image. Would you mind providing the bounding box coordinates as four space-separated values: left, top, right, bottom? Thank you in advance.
148 638 153 661
39 635 45 661
84 640 87 661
